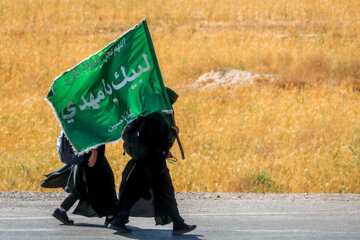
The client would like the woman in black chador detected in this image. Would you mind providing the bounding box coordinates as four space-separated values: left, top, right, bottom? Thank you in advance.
41 139 118 226
110 87 196 235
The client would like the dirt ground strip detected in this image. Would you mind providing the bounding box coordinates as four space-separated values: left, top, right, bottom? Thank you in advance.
1 191 360 202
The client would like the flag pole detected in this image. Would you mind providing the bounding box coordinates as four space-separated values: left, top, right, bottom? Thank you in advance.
170 113 185 160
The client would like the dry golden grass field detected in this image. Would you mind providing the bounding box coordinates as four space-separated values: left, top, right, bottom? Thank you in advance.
1 0 360 193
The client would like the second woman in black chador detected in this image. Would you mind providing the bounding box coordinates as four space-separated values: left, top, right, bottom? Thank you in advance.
41 142 118 226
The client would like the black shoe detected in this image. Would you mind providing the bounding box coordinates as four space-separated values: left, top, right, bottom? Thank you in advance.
109 221 132 233
104 216 114 227
52 208 74 225
172 223 196 235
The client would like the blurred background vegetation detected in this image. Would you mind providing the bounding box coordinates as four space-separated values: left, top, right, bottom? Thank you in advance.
1 0 360 192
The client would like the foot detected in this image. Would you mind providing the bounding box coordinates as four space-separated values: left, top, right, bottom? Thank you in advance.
104 216 114 227
172 223 196 235
109 221 132 233
52 208 74 225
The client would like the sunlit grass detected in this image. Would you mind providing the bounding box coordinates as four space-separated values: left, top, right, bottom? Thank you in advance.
1 0 360 192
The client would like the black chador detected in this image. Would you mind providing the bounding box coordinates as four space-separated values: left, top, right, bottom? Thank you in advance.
41 145 118 218
111 87 196 235
117 154 182 225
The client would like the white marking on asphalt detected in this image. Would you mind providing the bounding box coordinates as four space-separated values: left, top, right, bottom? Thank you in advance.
0 229 58 232
183 211 359 216
235 230 360 234
236 229 317 233
0 217 53 220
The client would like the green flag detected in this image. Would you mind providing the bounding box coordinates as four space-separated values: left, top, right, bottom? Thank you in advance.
46 19 172 155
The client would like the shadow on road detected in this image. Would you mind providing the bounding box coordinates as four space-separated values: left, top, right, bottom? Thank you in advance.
73 222 108 228
72 223 203 239
114 227 203 240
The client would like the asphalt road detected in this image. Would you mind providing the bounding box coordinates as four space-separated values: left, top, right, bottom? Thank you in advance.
0 192 360 240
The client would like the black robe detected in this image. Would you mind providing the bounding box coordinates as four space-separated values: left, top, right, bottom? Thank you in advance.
115 113 184 225
41 145 118 217
118 157 182 225
117 114 182 225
